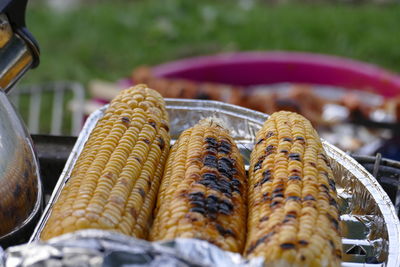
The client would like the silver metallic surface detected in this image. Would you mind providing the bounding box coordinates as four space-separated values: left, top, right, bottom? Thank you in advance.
0 14 34 93
0 92 42 243
30 99 400 266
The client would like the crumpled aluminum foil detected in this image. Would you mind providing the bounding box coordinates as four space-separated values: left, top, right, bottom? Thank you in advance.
5 99 398 267
3 230 263 267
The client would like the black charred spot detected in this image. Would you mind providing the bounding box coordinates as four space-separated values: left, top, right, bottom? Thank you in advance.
203 155 218 169
298 240 309 246
266 131 274 138
261 170 272 184
289 153 301 161
205 137 218 146
143 138 150 144
216 224 235 237
320 183 329 191
246 232 275 254
202 172 217 181
280 243 296 249
309 162 317 168
256 138 264 145
196 92 211 100
329 197 338 208
148 120 157 129
329 240 335 248
206 203 218 214
134 157 141 163
219 140 232 154
273 188 284 193
272 193 284 198
270 200 281 208
295 136 305 143
280 149 288 154
254 160 263 171
190 207 206 215
282 137 293 142
121 117 130 124
158 137 165 150
287 196 300 201
191 200 204 207
288 175 301 181
265 145 275 155
285 213 297 219
138 188 146 198
218 157 235 179
189 192 205 199
328 179 336 191
260 216 269 222
301 255 306 261
303 195 316 201
207 195 219 202
262 193 271 202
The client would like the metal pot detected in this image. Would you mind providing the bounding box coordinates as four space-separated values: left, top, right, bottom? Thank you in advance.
0 0 42 247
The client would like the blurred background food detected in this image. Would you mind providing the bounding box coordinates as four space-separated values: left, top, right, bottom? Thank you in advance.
13 0 400 159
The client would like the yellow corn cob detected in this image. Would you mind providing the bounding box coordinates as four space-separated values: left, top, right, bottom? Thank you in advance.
245 111 341 267
41 85 170 240
150 118 247 253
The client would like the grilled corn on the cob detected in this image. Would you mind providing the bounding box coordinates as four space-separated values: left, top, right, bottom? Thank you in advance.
150 118 247 253
41 85 170 240
245 111 341 267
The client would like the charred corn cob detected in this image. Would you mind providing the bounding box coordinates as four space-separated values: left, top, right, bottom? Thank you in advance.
245 111 341 267
41 85 170 240
150 118 247 253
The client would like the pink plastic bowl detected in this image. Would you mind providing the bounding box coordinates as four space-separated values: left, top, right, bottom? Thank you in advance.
149 51 400 98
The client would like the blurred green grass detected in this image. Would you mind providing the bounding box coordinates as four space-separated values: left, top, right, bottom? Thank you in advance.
24 0 400 86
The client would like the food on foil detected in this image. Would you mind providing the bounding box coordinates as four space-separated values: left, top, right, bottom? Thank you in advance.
40 85 171 240
245 111 342 266
150 118 247 253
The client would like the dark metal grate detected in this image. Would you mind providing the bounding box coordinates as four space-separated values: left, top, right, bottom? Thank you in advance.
352 154 400 217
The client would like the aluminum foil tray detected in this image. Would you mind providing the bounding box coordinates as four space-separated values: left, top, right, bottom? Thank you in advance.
26 99 400 267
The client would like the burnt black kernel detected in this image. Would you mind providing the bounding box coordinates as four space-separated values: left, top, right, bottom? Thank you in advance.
270 200 281 207
206 203 218 214
280 149 288 154
13 184 21 197
273 188 284 193
301 255 306 261
280 243 296 249
220 199 234 210
287 196 301 201
266 131 274 138
256 138 264 145
265 145 275 155
262 193 271 202
329 240 335 248
138 188 146 197
328 179 336 191
254 160 263 171
329 197 338 208
203 155 218 168
149 121 157 128
298 240 309 246
121 117 130 124
202 173 217 181
231 178 241 187
205 137 218 146
218 157 234 179
304 195 316 201
143 138 150 144
285 213 297 219
260 216 269 222
216 224 235 237
309 162 317 168
260 170 272 184
158 137 165 150
295 136 305 142
190 207 206 215
288 153 301 161
219 140 232 154
190 192 205 198
207 195 219 202
191 200 204 207
288 175 301 181
246 232 275 254
272 193 284 198
205 147 218 155
282 137 293 142
253 182 260 188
